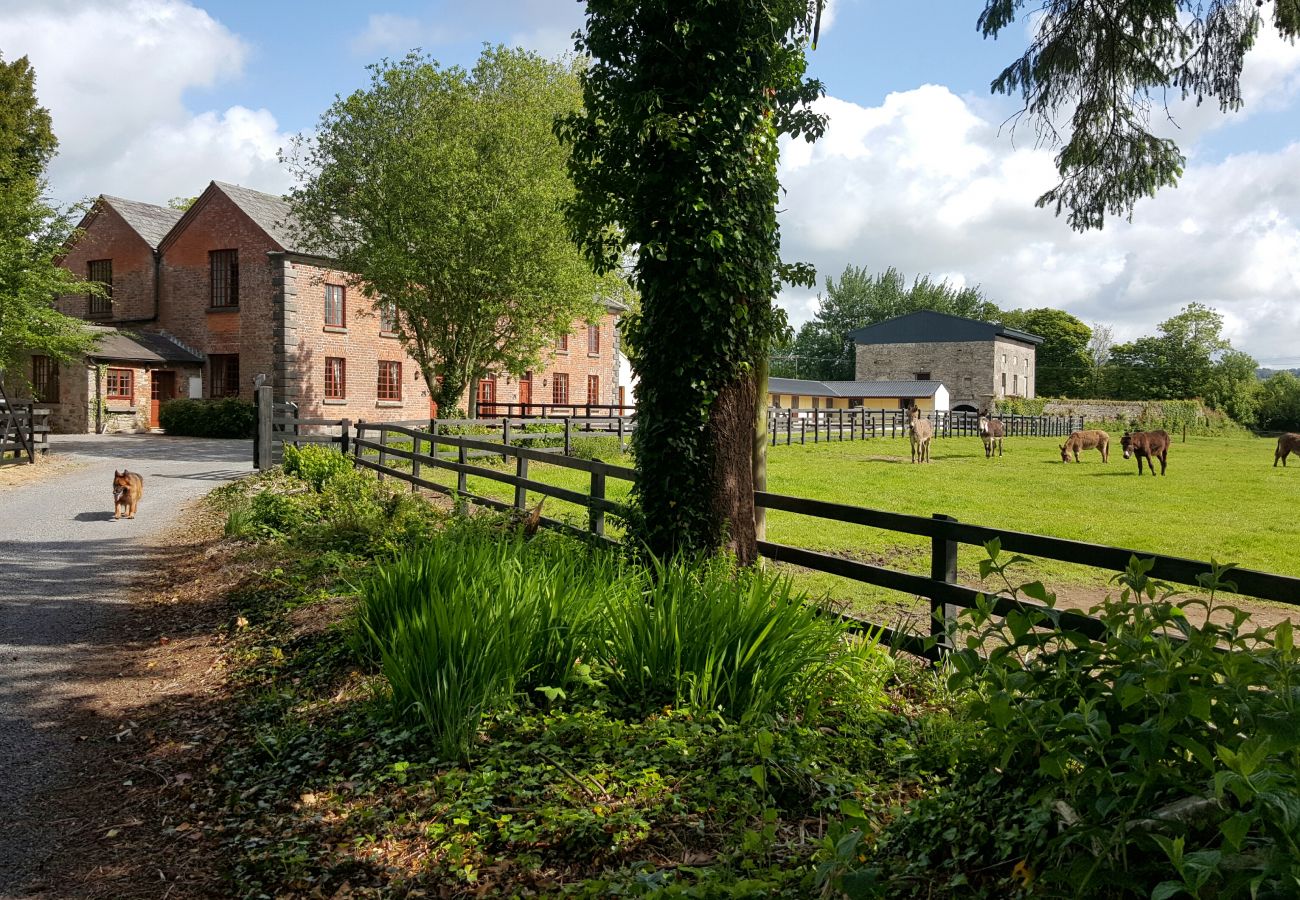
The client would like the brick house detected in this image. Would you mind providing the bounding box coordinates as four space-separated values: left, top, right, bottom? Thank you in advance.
35 181 624 433
849 311 1042 413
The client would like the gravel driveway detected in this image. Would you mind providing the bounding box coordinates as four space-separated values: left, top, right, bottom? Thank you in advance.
0 434 251 894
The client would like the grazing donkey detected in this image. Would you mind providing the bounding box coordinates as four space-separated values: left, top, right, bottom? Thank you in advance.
1276 433 1300 467
909 406 933 463
1121 430 1170 476
1060 429 1110 463
978 415 1004 458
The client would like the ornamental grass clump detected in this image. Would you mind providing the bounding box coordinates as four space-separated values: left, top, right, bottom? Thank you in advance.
602 558 870 722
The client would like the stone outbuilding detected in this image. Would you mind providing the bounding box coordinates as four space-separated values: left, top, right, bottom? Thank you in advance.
849 311 1042 413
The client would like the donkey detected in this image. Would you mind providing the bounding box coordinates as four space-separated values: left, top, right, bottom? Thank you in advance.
1276 433 1300 467
1060 429 1110 463
909 406 933 463
1121 430 1170 476
978 415 1004 458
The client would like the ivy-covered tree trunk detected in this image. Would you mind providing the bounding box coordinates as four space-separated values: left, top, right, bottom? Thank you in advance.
560 1 825 562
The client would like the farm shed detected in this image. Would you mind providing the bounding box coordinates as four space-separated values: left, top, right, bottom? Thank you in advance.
768 378 949 413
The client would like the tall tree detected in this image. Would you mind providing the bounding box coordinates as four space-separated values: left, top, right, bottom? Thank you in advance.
998 308 1092 397
775 265 999 382
1255 371 1300 432
1204 348 1260 424
284 47 618 415
559 0 825 562
981 1 1300 231
0 53 97 382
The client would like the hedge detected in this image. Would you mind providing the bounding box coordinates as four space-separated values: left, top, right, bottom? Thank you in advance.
158 397 256 438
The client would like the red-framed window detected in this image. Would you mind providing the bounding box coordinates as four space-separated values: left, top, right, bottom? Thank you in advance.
379 301 398 334
105 367 134 401
209 354 240 397
32 355 60 402
324 284 346 327
87 259 113 316
587 374 600 404
325 357 346 399
377 361 402 401
556 332 569 353
552 372 569 405
209 249 239 308
588 323 600 354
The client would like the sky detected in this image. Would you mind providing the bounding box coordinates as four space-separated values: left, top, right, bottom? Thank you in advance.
2 0 1298 367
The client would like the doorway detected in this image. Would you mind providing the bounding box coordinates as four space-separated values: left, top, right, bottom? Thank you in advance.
149 370 176 428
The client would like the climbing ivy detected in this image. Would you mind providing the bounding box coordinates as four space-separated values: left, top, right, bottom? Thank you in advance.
558 0 825 561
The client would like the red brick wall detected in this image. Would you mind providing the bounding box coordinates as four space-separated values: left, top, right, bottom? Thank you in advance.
474 312 623 413
56 204 157 322
157 190 278 400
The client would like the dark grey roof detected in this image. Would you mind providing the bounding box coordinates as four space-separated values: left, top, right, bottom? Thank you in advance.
847 310 1043 346
213 181 308 253
100 195 184 249
769 377 944 398
87 327 204 365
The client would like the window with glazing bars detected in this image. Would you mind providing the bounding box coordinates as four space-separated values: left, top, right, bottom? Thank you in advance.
105 368 133 400
587 374 599 404
379 301 398 334
552 372 569 405
324 284 345 326
209 354 240 397
209 249 239 308
377 361 402 401
588 323 600 354
87 259 113 315
325 357 346 399
32 355 59 402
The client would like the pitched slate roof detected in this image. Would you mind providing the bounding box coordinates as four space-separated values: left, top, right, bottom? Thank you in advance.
98 196 185 249
847 310 1043 346
212 181 308 253
768 377 944 398
86 326 204 365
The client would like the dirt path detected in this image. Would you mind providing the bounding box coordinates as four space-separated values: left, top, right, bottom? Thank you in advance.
0 435 249 897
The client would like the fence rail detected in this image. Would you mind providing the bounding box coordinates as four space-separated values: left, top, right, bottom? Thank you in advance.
259 402 1300 662
765 408 1085 445
0 399 51 464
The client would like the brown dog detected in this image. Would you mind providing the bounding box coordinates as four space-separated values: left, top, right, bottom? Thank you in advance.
113 470 144 519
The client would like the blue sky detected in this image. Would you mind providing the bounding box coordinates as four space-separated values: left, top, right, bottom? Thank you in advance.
3 0 1299 365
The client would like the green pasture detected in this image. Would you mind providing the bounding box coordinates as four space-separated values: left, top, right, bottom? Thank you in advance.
443 432 1298 614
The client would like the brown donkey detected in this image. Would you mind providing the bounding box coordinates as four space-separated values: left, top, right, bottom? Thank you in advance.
978 415 1004 458
1060 429 1110 463
1276 433 1300 467
1121 430 1169 476
909 406 933 463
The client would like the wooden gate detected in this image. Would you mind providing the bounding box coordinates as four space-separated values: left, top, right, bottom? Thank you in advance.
0 380 50 465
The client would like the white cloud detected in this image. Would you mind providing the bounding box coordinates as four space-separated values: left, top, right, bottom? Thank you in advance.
777 86 1300 367
351 13 456 56
0 0 292 204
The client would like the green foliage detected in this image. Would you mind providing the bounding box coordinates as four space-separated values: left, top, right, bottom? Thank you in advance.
853 550 1300 898
773 265 1000 381
601 557 873 721
281 443 351 491
993 396 1048 416
0 53 98 378
998 307 1092 397
157 397 255 438
980 1 1299 230
1255 372 1300 432
559 0 826 561
284 47 618 414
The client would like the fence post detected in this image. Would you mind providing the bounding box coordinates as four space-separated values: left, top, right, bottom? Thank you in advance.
354 420 365 464
800 417 806 445
339 419 351 456
376 426 388 480
589 467 606 538
502 417 511 462
564 417 573 456
456 443 469 514
411 431 421 491
255 385 273 471
617 415 626 452
515 454 529 510
929 513 959 662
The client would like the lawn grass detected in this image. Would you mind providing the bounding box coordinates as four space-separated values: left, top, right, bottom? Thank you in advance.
451 431 1298 616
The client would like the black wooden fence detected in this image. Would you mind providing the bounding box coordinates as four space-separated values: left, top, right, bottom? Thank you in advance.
0 398 51 465
766 408 1086 445
260 404 1300 661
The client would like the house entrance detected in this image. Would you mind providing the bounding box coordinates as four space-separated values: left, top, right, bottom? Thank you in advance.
149 371 176 428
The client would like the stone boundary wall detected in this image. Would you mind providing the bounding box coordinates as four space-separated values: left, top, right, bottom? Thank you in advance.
1041 399 1206 422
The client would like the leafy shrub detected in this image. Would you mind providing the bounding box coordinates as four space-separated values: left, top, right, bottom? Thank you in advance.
158 397 256 438
602 558 871 721
282 443 352 491
853 548 1300 898
246 490 312 537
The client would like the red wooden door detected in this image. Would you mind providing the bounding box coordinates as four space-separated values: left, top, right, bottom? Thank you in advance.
149 371 176 427
477 378 496 417
518 374 532 413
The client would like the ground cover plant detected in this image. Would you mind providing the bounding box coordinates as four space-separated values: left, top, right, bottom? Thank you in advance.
197 461 1299 897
